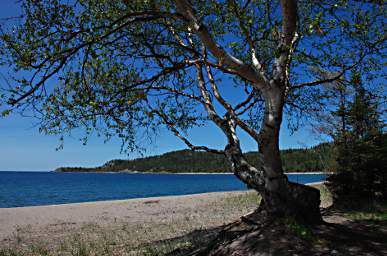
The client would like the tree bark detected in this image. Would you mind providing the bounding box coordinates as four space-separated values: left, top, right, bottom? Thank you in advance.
225 86 322 224
256 87 322 224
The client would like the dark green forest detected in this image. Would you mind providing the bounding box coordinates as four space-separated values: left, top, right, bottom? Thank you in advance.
56 143 334 173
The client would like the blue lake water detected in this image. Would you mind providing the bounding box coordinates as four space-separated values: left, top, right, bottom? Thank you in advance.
0 172 326 208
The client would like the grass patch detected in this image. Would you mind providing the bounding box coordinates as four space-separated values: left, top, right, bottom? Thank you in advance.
341 201 387 221
281 217 316 241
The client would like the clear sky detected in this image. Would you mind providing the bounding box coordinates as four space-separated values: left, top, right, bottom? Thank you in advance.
0 1 327 171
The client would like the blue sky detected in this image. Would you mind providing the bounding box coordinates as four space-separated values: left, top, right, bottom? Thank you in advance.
0 112 325 171
0 1 327 171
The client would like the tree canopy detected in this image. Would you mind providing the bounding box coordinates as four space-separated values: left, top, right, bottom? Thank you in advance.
0 0 384 152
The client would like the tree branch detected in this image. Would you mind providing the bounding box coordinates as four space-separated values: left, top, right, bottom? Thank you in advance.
290 70 346 91
174 0 266 87
230 0 268 82
290 42 383 91
280 0 298 46
204 58 260 142
8 57 68 105
152 108 224 154
271 0 298 85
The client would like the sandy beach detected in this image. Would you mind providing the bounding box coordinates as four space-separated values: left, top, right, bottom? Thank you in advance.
3 185 386 256
0 190 257 242
0 182 328 242
0 184 337 255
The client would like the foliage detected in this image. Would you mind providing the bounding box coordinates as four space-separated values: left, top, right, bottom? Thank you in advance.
0 0 384 153
56 142 335 173
281 217 315 241
327 71 387 203
280 143 335 173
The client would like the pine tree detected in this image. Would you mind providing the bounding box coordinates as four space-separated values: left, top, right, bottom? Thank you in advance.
328 71 386 204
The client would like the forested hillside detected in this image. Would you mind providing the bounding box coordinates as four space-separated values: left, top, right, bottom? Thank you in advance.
56 143 334 173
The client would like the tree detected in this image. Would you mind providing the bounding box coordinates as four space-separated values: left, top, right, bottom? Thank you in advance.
327 71 386 204
0 0 385 224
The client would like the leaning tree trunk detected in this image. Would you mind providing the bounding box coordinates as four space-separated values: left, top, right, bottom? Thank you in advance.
225 86 323 224
256 87 322 224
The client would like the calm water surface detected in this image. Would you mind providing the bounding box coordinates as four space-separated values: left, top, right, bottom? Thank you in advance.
0 172 326 208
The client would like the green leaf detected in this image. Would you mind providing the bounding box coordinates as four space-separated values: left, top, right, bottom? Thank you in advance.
1 109 12 117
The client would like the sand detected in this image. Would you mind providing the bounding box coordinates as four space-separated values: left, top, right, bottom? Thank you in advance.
0 190 252 241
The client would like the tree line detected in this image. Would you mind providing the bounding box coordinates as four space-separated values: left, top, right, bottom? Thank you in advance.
56 142 334 173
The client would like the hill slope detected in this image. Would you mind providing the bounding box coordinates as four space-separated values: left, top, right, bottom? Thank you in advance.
56 143 334 173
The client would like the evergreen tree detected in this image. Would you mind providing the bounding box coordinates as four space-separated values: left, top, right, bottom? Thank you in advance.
328 71 386 204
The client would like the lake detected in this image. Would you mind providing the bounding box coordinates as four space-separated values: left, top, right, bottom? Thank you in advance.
0 172 327 208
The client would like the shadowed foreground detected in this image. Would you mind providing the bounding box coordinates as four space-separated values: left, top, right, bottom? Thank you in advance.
165 213 387 256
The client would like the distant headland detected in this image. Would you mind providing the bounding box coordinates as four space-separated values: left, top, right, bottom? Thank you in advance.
55 143 334 173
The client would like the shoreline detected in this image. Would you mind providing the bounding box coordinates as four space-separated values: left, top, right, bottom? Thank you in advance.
0 190 254 241
0 190 247 209
286 172 333 175
53 170 332 175
1 170 332 175
0 184 327 242
0 190 248 210
0 181 324 210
